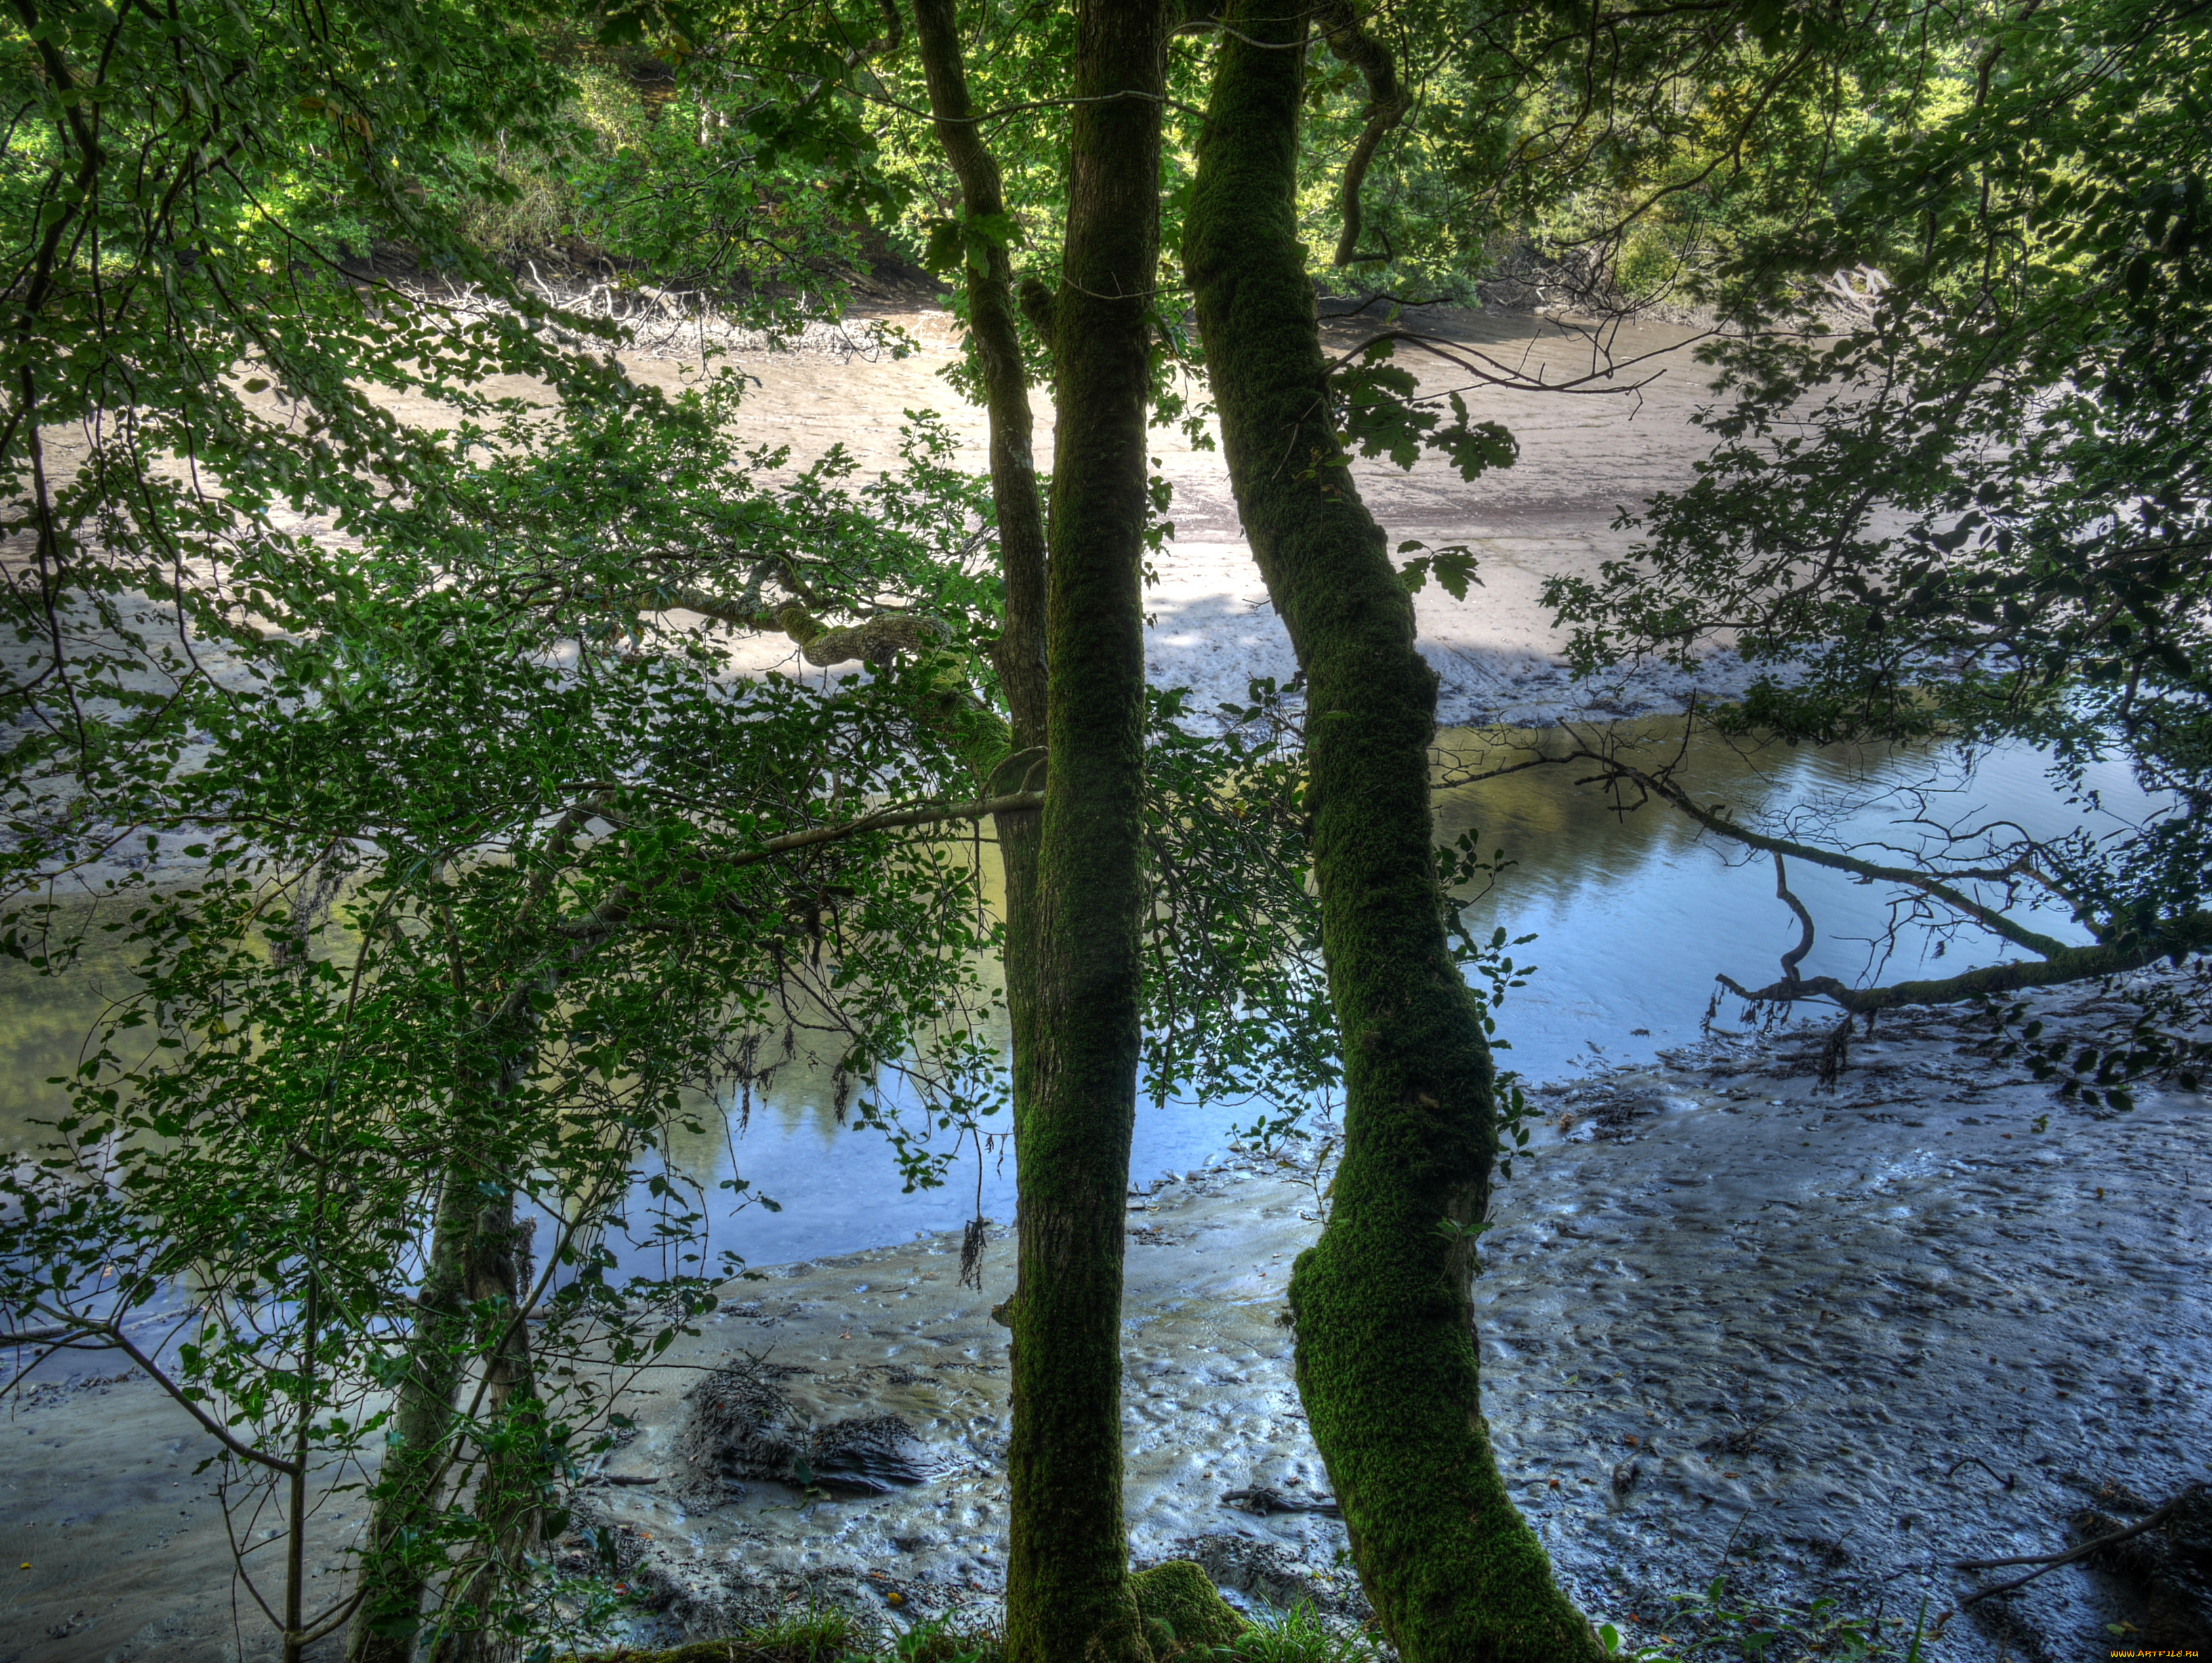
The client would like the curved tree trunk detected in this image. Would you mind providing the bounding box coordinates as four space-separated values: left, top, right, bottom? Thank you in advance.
1183 7 1605 1659
998 0 1168 1656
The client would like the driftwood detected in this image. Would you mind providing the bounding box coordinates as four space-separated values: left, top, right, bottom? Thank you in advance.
1222 1485 1343 1517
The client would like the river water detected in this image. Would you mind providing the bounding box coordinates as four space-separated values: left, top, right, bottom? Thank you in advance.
0 720 2155 1279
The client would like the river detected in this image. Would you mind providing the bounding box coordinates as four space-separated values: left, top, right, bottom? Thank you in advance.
0 719 2155 1279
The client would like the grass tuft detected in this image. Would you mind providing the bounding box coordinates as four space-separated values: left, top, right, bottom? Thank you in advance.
1219 1601 1389 1662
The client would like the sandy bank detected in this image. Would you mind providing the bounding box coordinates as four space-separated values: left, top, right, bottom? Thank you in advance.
663 301 1753 728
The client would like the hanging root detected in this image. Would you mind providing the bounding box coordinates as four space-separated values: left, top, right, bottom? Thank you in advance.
959 1216 987 1291
1817 1014 1853 1091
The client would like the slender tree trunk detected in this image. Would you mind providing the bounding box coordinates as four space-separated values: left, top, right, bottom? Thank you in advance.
427 1195 546 1663
347 1169 481 1663
352 1170 541 1663
912 0 1050 1187
913 0 1050 759
1183 7 1605 1659
999 0 1168 1656
281 1269 322 1663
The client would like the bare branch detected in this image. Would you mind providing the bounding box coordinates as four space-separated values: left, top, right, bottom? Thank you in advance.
26 1311 305 1477
1324 329 1663 395
1595 750 2074 958
1771 853 1816 984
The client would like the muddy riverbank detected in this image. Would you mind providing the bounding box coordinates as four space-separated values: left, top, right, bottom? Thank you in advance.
6 974 2203 1662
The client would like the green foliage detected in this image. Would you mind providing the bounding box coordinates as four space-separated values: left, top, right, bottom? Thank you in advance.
559 75 878 319
738 1605 865 1658
0 4 1357 1644
567 1593 1386 1663
0 3 1022 1613
0 404 1015 1649
1395 543 1481 603
1 0 648 895
1141 680 1337 1118
1218 1601 1385 1662
1332 342 1515 482
1980 959 2212 1112
1543 0 2212 984
564 1606 1000 1662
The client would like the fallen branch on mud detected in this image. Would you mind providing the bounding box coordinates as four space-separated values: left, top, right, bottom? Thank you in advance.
1953 1485 2204 1607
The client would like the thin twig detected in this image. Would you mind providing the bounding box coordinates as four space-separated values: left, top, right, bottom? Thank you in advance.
1943 1455 2016 1491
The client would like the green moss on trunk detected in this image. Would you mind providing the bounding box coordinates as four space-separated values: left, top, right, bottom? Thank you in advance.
1130 1561 1248 1656
998 1 1170 1659
1182 6 1605 1659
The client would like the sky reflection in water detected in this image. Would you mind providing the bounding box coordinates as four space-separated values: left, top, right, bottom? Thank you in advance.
0 722 2158 1281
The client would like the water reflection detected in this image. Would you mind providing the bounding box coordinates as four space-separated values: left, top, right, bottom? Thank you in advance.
1436 719 2153 1083
0 903 156 1154
0 721 2157 1273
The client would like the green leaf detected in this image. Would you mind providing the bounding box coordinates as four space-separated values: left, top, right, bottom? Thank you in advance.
922 220 963 274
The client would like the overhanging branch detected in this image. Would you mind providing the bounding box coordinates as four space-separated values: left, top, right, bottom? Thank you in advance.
661 587 948 667
725 788 1046 867
1715 916 2212 1016
544 788 1045 943
1435 729 2211 1014
1594 750 2072 958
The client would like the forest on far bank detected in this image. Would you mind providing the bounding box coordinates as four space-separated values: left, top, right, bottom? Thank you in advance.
3 0 2209 1657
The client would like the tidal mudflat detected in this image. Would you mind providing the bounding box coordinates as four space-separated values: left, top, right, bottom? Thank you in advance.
560 979 2208 1663
9 977 2188 1661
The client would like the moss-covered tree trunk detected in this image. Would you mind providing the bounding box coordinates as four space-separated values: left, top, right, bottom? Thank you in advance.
998 0 1168 1656
1183 7 1605 1659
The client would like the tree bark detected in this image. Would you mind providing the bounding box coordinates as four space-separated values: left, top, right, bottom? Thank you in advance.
1183 7 1605 1659
426 1191 546 1663
999 0 1168 1656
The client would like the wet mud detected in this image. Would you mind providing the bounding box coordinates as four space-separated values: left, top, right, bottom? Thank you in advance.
562 976 2208 1662
3 977 2205 1660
